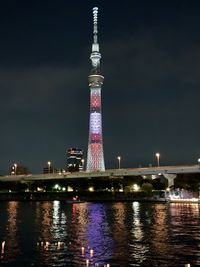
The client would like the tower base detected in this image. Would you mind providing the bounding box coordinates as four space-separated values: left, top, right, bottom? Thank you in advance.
86 143 105 171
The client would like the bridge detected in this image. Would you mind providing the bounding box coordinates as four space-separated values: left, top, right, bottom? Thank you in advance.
1 164 200 187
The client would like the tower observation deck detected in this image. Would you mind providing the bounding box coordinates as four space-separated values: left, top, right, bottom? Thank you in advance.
86 7 105 172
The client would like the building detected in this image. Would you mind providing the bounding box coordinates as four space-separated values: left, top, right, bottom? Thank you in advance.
66 148 84 172
86 7 105 172
10 164 31 175
43 161 55 174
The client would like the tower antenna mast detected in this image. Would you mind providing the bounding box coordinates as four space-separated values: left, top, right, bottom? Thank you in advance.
93 7 98 46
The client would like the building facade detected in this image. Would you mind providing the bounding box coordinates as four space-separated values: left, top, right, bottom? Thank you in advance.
66 148 84 172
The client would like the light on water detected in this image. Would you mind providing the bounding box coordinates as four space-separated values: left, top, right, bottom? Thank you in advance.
0 201 199 266
86 258 89 266
90 248 94 257
1 241 5 254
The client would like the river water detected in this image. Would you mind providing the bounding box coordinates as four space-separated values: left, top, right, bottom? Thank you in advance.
0 201 199 267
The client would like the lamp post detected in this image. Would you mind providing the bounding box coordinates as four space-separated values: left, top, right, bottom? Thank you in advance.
14 163 17 175
117 156 121 169
47 161 51 173
155 153 160 167
81 159 85 171
198 158 200 169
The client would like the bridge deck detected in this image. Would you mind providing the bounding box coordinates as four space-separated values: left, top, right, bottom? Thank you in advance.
0 165 200 182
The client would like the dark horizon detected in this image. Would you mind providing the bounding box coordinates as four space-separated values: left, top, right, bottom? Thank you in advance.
1 0 200 174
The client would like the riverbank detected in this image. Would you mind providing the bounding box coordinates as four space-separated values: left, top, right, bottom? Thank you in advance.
0 192 199 203
0 191 167 202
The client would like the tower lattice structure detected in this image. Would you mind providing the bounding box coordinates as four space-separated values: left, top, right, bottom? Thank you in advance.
86 7 105 172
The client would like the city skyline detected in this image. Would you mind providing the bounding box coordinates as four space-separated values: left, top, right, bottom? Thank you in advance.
1 1 200 173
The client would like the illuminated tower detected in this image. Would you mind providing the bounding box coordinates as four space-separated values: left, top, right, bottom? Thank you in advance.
86 7 105 171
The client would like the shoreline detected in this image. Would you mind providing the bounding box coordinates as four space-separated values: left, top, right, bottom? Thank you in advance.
0 192 166 202
0 192 199 203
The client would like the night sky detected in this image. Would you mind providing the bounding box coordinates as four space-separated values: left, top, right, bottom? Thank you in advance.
1 0 200 174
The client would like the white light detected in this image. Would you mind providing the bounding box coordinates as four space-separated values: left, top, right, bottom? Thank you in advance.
90 249 94 257
90 112 102 133
88 186 94 192
133 184 140 192
67 186 73 192
117 156 121 169
54 184 59 190
1 241 5 254
81 246 85 254
155 152 160 166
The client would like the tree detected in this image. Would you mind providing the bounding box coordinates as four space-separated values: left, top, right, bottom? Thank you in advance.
141 182 153 196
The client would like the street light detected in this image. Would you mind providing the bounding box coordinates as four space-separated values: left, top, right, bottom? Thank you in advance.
155 153 160 167
81 159 85 171
198 158 200 169
14 163 17 175
47 161 51 173
117 156 121 169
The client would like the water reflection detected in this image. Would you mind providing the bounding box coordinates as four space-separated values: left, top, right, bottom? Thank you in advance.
40 202 53 240
36 201 70 266
0 201 199 267
169 203 200 266
132 201 143 241
150 204 171 266
129 201 149 265
110 202 130 266
69 203 113 266
85 204 113 265
1 201 19 264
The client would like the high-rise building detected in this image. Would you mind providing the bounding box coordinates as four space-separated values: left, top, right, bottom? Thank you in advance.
86 7 105 172
66 148 84 172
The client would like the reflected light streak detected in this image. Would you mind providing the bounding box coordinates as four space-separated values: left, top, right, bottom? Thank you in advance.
86 203 113 261
71 203 113 266
132 201 143 240
1 241 5 254
111 203 130 266
112 203 127 241
39 202 53 265
38 201 68 266
151 204 169 254
130 201 148 264
53 200 60 225
1 202 20 263
41 202 53 238
170 203 199 220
